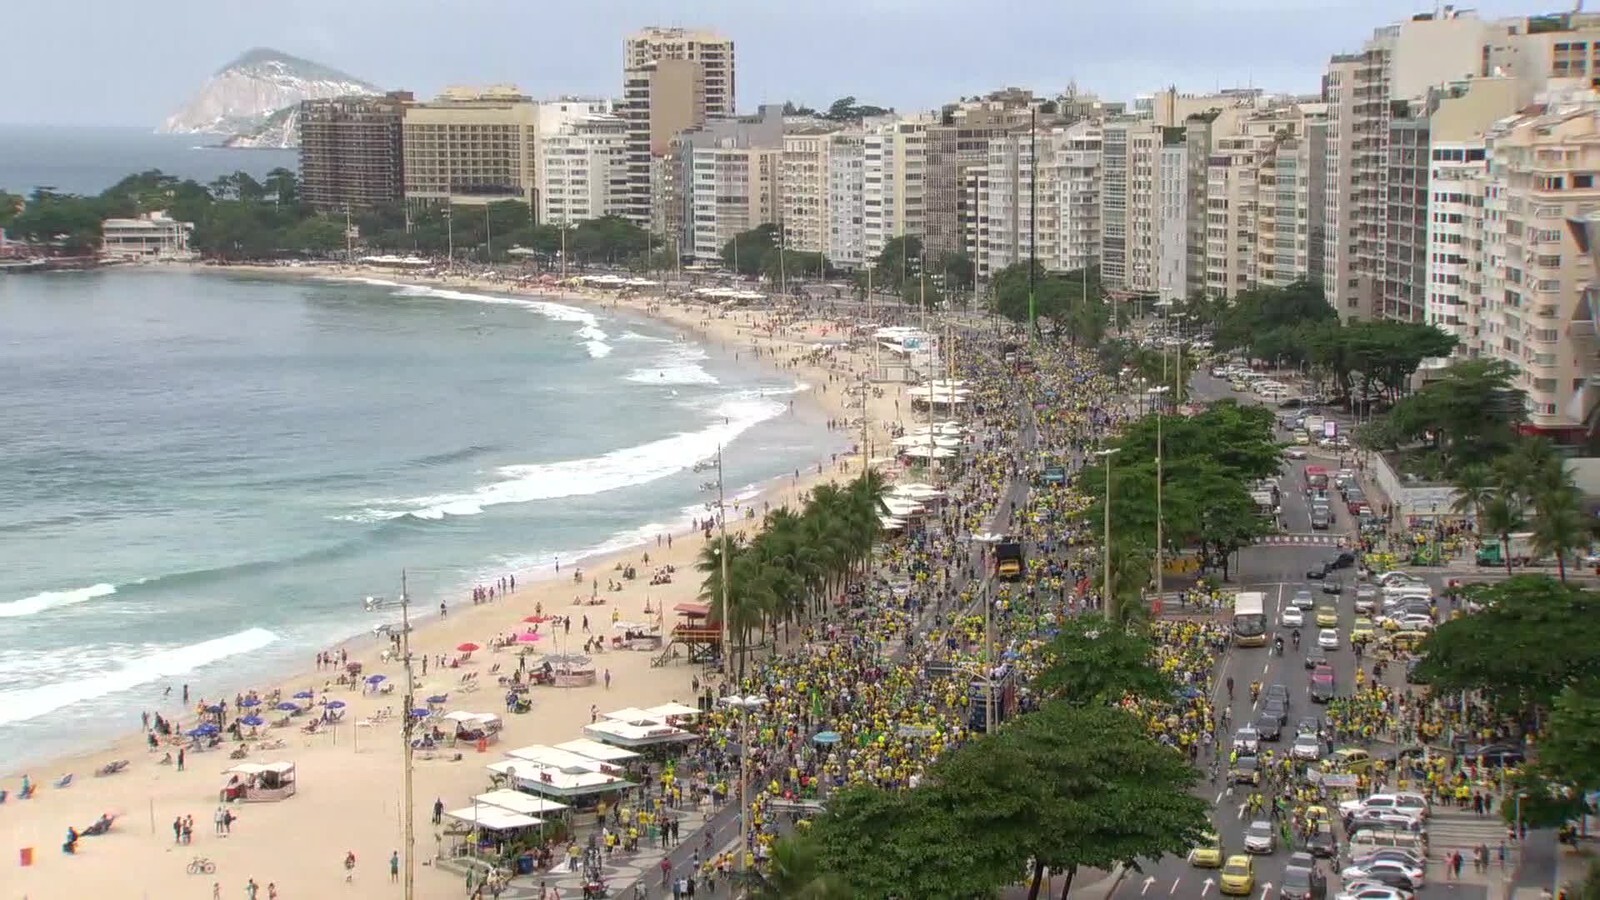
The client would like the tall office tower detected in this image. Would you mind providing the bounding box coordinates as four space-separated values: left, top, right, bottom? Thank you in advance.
619 27 735 228
1100 117 1169 294
298 92 412 212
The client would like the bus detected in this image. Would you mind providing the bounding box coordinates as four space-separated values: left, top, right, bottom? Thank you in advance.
1232 591 1268 647
1303 465 1329 492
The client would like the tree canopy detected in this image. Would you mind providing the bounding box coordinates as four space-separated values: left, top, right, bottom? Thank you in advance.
1032 614 1174 705
1359 359 1527 476
991 261 1110 345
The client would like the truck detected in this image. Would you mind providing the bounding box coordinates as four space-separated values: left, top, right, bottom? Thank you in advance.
994 541 1025 581
1302 415 1327 439
1476 532 1539 567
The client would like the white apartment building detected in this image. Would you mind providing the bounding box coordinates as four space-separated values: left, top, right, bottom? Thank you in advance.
1156 142 1188 302
781 126 838 256
974 121 1101 280
1100 118 1168 294
863 119 929 262
538 113 627 226
620 27 736 228
1479 96 1600 434
689 143 780 263
826 133 867 269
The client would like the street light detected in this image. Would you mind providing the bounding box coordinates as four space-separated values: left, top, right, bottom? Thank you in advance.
720 694 766 872
1096 448 1122 620
1147 385 1171 603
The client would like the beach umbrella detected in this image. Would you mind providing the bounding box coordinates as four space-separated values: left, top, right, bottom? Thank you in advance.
239 697 261 708
516 632 542 644
325 700 347 709
293 690 314 700
275 701 299 712
812 731 842 746
426 695 448 705
457 642 481 652
204 704 224 714
186 727 211 738
365 674 386 684
409 708 429 719
522 615 548 624
240 715 265 727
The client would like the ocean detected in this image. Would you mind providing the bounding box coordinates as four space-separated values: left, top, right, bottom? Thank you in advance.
0 125 298 196
0 269 839 769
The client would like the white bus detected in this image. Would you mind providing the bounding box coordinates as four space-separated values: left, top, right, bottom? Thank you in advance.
1232 591 1268 647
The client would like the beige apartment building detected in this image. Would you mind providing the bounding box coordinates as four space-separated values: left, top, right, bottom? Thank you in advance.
402 86 540 207
539 113 628 226
690 144 781 263
298 92 412 212
863 118 930 262
1479 98 1600 435
620 27 735 228
923 96 1037 257
972 120 1102 280
780 126 839 256
826 132 867 269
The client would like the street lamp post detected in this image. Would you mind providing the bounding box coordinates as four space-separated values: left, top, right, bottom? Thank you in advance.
1096 448 1122 620
1148 386 1171 602
720 694 766 872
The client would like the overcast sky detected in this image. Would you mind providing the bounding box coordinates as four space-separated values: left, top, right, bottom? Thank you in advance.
1 0 1539 126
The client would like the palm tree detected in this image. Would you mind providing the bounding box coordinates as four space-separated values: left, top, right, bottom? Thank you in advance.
1530 483 1591 582
1481 490 1527 577
734 835 846 899
1450 463 1494 533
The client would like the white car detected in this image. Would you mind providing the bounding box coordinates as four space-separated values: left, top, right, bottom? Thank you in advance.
1282 606 1305 628
1244 819 1276 854
1341 859 1426 888
1338 793 1430 820
1336 887 1412 900
1389 613 1435 631
1374 571 1423 587
1318 628 1339 649
1291 734 1323 761
1285 447 1309 460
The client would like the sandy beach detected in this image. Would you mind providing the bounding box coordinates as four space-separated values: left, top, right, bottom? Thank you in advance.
1 263 920 899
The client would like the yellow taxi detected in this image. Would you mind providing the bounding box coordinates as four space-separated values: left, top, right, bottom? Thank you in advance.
1315 605 1338 627
1232 380 1250 392
1384 630 1430 652
1351 617 1376 643
1219 855 1255 896
1330 747 1373 773
1293 430 1312 445
1187 832 1223 868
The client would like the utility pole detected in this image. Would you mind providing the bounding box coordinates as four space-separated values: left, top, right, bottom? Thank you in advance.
716 446 732 676
1098 448 1121 621
559 224 568 281
400 572 416 900
1028 106 1038 338
344 207 353 261
445 206 454 272
484 206 492 261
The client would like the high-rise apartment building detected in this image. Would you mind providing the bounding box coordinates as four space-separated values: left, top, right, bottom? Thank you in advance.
538 112 628 226
973 121 1102 280
1100 118 1170 294
297 92 412 212
659 106 782 261
619 27 735 228
826 133 867 270
402 86 540 207
1478 95 1600 434
863 119 930 262
923 96 1037 257
780 126 839 256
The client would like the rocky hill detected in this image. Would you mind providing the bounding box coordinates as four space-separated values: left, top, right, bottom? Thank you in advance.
158 48 380 148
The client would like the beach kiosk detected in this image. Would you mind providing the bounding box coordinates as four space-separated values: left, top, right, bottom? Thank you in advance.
220 761 297 802
582 718 701 750
484 760 636 800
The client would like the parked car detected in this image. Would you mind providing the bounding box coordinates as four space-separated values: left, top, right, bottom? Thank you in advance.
1244 820 1276 854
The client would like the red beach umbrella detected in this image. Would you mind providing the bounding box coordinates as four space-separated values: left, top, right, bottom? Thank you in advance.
456 642 481 652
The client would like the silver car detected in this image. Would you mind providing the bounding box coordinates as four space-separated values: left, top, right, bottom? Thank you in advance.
1291 734 1323 761
1244 819 1276 854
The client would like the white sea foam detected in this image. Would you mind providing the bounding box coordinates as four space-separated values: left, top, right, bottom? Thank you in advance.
0 583 117 619
0 628 278 726
356 397 786 521
335 277 614 358
625 344 719 386
619 331 670 343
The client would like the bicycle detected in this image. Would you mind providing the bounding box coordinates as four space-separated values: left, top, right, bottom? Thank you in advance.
186 856 216 875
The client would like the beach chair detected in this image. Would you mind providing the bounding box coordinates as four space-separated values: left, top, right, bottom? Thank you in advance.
488 663 501 675
53 774 73 789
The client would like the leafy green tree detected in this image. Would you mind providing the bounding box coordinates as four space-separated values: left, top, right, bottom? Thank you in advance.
1212 280 1336 353
810 785 1018 898
720 223 779 278
1033 614 1173 704
1530 482 1591 582
736 835 849 899
1416 576 1600 715
870 234 924 296
1501 766 1594 829
1365 359 1526 475
1541 683 1600 794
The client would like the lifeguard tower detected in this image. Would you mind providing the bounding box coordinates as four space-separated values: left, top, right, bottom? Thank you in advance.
659 602 722 666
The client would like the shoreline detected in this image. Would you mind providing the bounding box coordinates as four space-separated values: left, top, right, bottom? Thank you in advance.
1 262 849 779
2 261 913 899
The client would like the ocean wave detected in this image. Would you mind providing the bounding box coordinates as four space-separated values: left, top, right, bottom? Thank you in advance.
0 583 117 619
354 396 788 521
625 345 719 386
0 628 278 727
619 331 670 343
338 277 613 358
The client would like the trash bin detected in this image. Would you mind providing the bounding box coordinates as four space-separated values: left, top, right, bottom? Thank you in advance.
18 847 33 867
516 853 534 875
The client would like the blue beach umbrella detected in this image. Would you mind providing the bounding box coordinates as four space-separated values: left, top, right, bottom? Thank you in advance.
812 731 842 746
325 700 347 709
204 704 224 714
293 690 314 700
409 708 429 719
239 697 261 708
275 701 300 712
365 674 386 684
240 715 265 727
427 695 448 705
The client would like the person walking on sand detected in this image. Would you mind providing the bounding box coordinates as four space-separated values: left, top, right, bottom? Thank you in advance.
246 879 259 900
604 669 612 690
344 849 357 883
390 850 400 882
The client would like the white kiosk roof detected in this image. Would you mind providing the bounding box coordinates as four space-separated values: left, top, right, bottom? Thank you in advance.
473 789 569 816
583 719 701 748
485 760 635 797
225 762 295 776
445 806 543 830
505 745 616 772
553 739 640 762
643 702 700 719
601 707 660 723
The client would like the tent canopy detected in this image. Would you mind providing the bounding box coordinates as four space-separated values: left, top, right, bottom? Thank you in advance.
553 738 640 762
473 789 569 816
444 806 543 830
643 702 700 719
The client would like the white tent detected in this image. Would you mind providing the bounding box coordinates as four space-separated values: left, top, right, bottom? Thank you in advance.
473 789 569 816
445 806 543 830
505 745 619 773
643 702 700 720
553 738 640 762
901 445 958 459
879 516 907 531
601 707 660 723
485 760 635 797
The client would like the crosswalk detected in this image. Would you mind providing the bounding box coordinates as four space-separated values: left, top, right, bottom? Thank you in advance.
1254 533 1345 546
1422 809 1508 881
